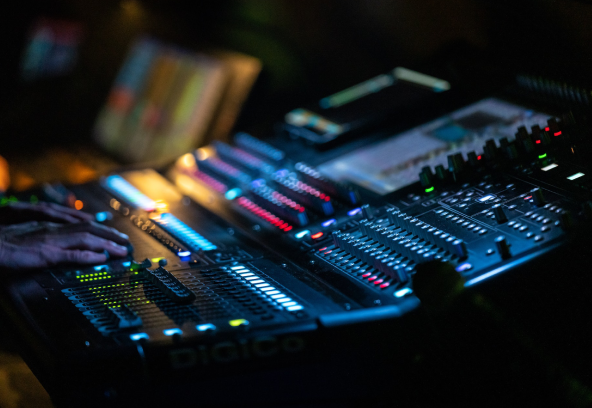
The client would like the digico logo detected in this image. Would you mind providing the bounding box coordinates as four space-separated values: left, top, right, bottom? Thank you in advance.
169 336 305 368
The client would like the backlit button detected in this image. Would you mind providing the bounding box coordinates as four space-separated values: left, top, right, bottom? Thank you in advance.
519 226 528 231
536 216 545 222
512 223 521 229
526 232 534 239
525 211 533 216
542 218 551 224
541 226 551 232
508 221 516 226
534 235 544 242
479 229 488 235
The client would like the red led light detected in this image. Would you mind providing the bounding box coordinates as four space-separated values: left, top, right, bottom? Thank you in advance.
379 282 390 289
545 127 550 131
368 275 377 282
536 140 541 144
362 272 372 278
524 196 532 200
323 250 332 255
477 155 482 160
374 279 384 285
237 197 293 232
318 247 327 252
554 131 562 136
311 232 324 239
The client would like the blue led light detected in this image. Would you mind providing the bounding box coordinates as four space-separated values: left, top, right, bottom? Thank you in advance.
178 251 191 257
196 323 216 332
122 261 131 267
154 213 217 251
130 333 149 341
251 179 266 188
348 208 362 216
286 305 304 311
394 288 413 298
104 175 156 211
456 262 473 272
163 328 183 336
295 230 310 239
95 211 112 222
94 265 108 271
322 219 336 227
224 188 242 200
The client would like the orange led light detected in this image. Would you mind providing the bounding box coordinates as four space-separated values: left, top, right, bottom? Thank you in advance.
74 200 84 210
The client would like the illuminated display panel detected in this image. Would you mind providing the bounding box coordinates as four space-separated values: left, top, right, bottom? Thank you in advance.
318 98 551 195
94 37 228 164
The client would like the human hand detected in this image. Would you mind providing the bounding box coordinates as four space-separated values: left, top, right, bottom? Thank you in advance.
0 201 94 225
0 220 131 269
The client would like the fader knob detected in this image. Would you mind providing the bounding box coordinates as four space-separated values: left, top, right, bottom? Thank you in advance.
559 211 573 230
435 165 447 181
447 154 464 174
491 204 508 223
361 204 374 221
467 151 479 167
530 187 546 206
158 258 168 267
494 236 511 259
419 169 433 188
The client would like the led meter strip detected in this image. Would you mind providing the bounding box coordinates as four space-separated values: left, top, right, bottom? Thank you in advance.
152 213 217 251
104 175 156 212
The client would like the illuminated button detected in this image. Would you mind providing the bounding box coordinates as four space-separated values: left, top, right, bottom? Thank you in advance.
266 290 280 295
282 301 297 307
255 283 269 288
322 219 336 227
271 294 286 299
380 282 391 289
286 305 304 311
122 261 131 267
519 226 528 231
251 280 265 284
240 273 255 277
348 208 362 216
197 323 216 332
456 262 473 272
95 211 112 222
230 266 246 271
295 230 310 239
276 297 293 303
178 251 191 257
311 232 324 240
394 288 412 297
163 328 183 336
94 265 108 271
229 319 249 327
244 276 259 280
130 333 149 341
260 287 275 292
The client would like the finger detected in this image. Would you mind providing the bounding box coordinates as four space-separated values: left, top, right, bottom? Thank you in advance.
53 221 130 246
42 202 95 222
45 247 108 266
43 232 129 257
7 202 81 224
0 242 107 269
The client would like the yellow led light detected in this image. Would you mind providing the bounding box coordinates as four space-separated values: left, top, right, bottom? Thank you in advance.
229 319 249 327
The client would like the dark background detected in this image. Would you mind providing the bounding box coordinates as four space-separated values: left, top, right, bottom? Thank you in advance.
3 0 592 154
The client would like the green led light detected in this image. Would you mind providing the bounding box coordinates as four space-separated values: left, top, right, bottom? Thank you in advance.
425 186 435 193
538 153 547 159
30 195 38 204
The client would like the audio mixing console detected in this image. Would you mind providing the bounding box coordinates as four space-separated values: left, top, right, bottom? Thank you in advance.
3 95 592 407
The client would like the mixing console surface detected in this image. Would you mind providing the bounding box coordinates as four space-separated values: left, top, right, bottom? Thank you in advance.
4 95 592 407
